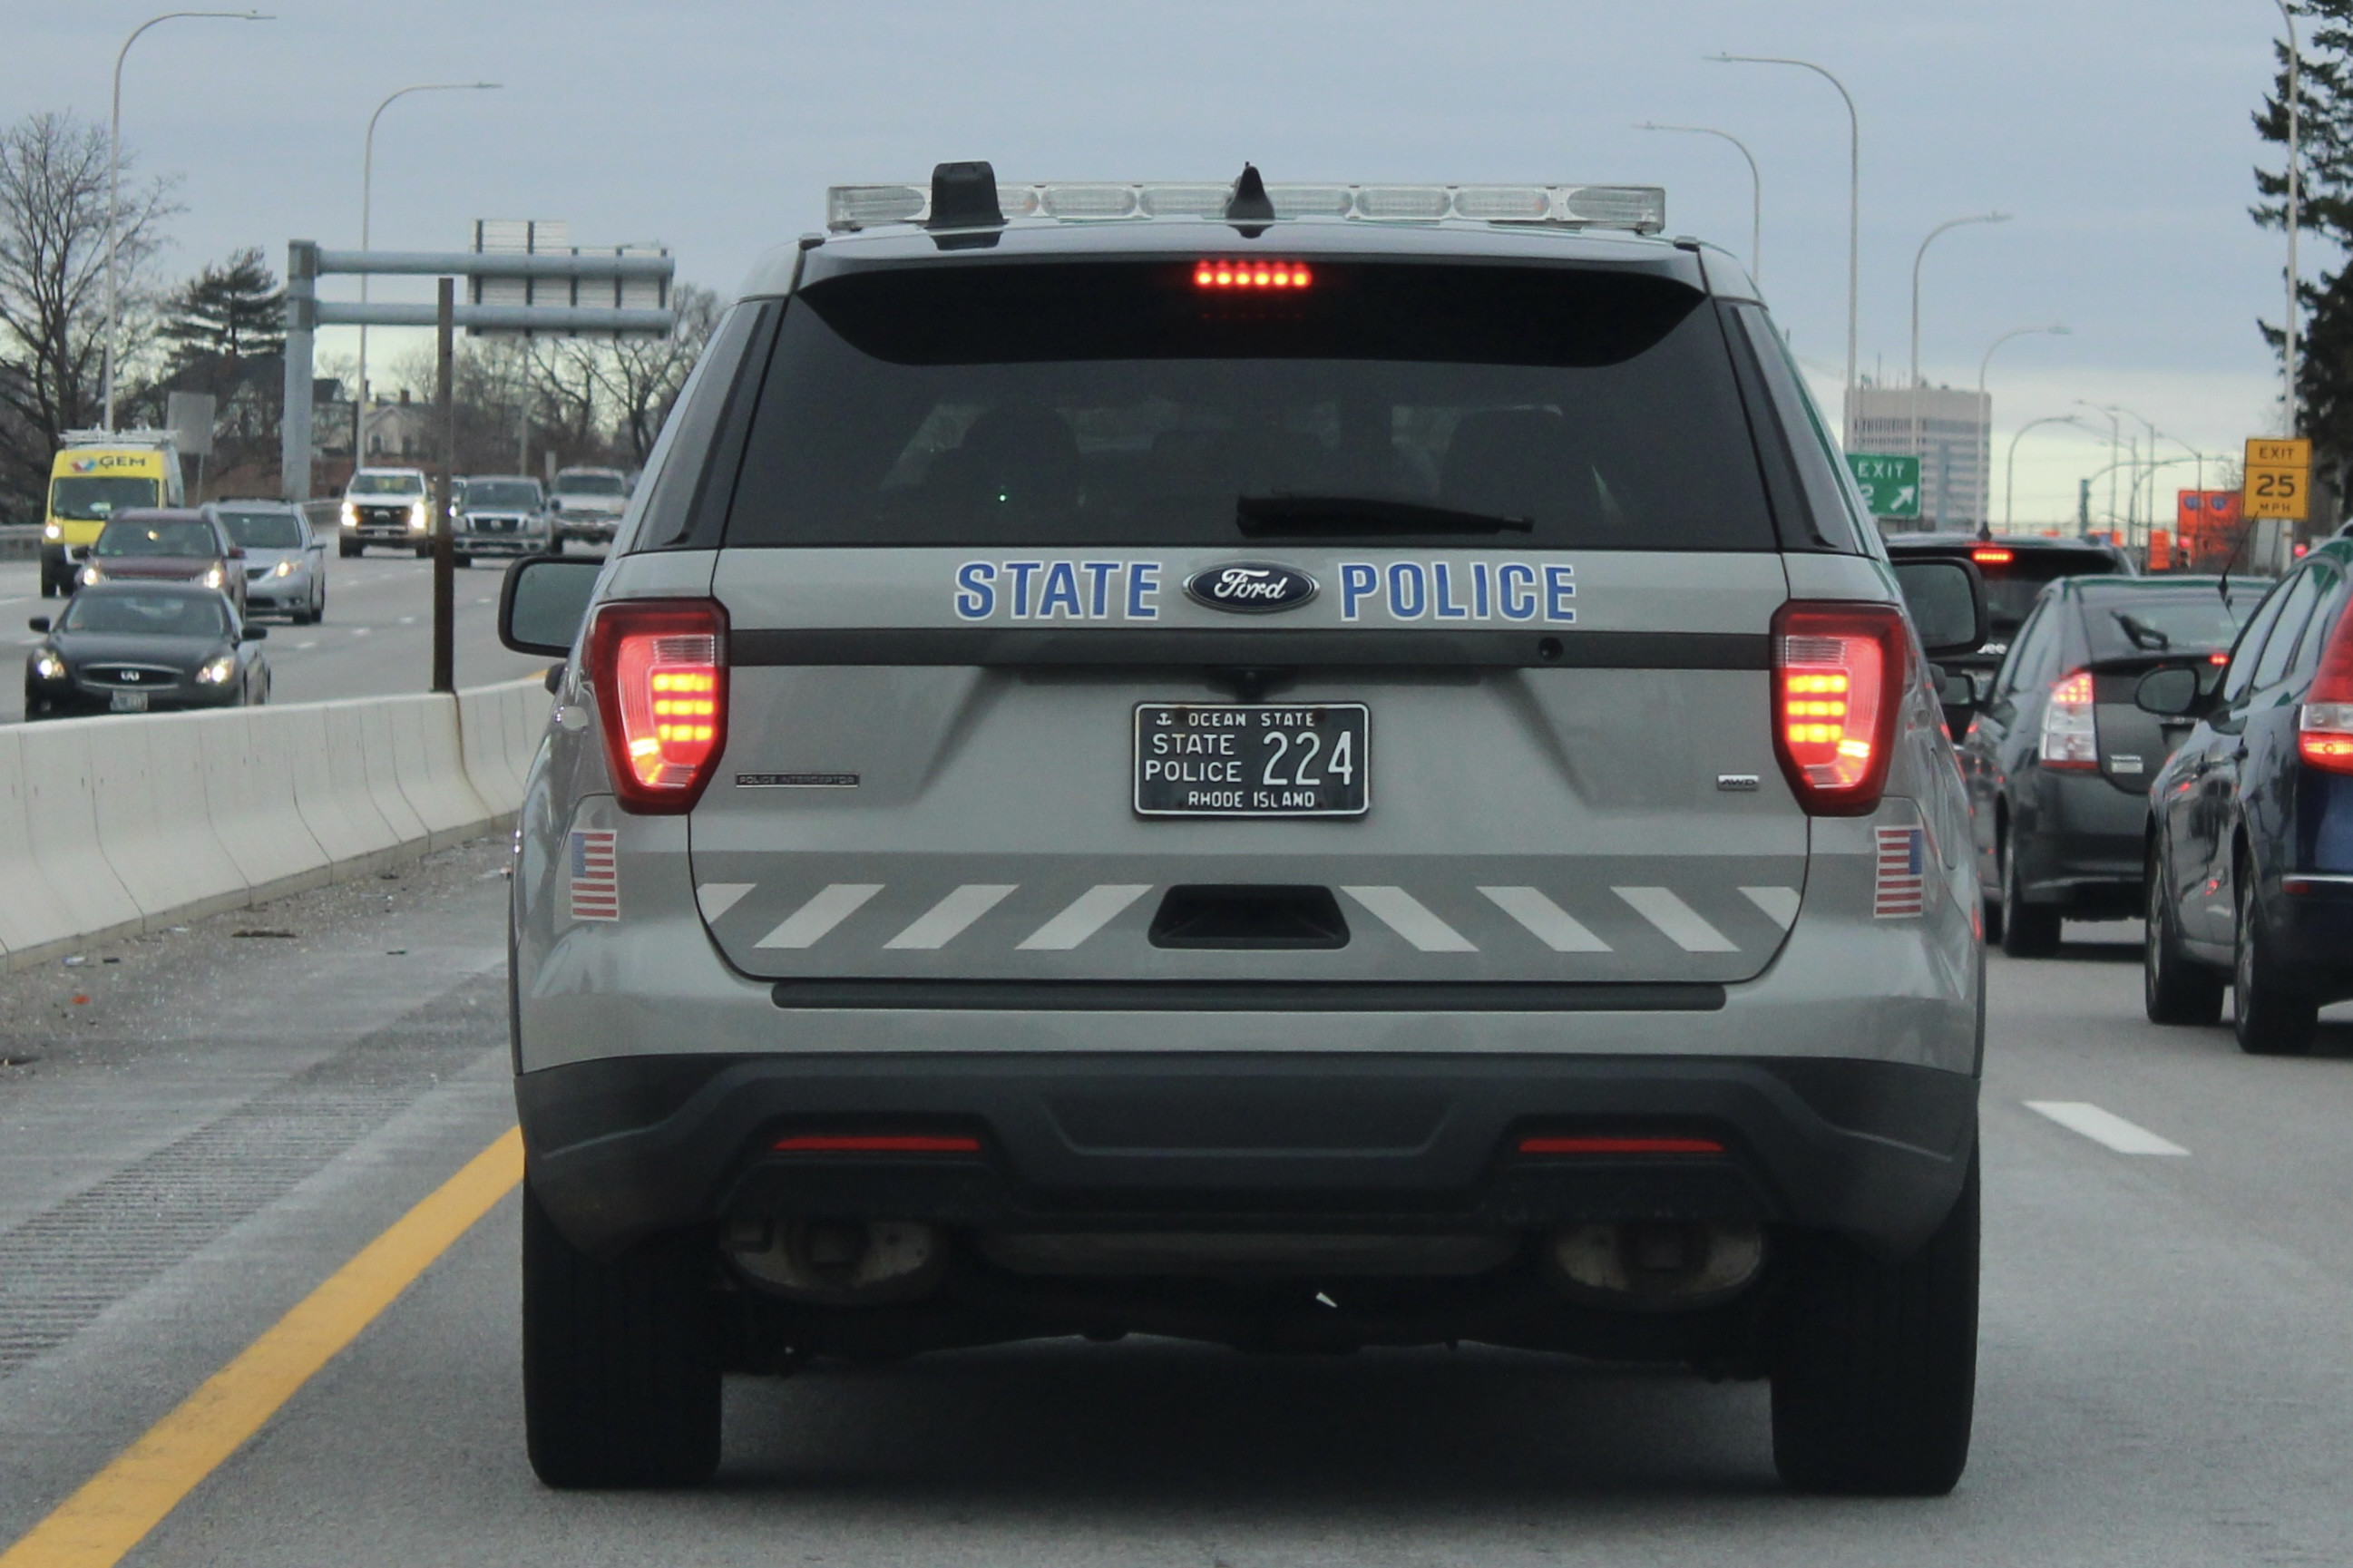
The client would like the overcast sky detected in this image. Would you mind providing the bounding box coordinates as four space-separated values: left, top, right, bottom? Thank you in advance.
9 0 2312 523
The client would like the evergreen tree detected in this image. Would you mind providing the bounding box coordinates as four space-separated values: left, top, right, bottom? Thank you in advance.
161 247 282 366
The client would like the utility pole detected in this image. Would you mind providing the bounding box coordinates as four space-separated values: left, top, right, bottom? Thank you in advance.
2279 0 2301 433
433 278 455 695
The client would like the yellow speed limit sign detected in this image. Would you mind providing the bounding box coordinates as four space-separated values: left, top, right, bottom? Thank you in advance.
2244 436 2311 521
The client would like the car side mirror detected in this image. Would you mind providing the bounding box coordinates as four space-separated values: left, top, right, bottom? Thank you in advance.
2133 665 2204 717
229 546 248 560
500 555 604 657
28 616 50 633
240 624 268 641
1891 559 1989 657
1931 666 1976 707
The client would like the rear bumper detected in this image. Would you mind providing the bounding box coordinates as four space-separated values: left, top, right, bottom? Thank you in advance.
2018 769 2149 912
2268 879 2353 1000
456 535 547 557
554 516 620 539
519 1050 1977 1262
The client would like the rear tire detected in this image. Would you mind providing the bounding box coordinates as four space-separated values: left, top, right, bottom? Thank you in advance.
2234 874 2317 1056
1772 1150 1978 1496
2145 842 2224 1024
522 1183 721 1489
415 542 433 560
1998 833 2062 958
339 539 360 559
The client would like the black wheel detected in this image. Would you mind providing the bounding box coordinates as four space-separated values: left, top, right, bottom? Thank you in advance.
522 1182 720 1488
2234 872 2317 1056
1772 1149 1978 1496
2145 842 2224 1025
415 543 433 560
454 553 474 569
339 539 360 559
1998 832 2062 958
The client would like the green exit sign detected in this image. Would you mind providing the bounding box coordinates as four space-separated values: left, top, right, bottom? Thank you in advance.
1845 453 1921 520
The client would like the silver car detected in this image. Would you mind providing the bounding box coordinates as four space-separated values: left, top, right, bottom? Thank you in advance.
210 500 327 623
547 466 630 551
453 475 553 564
498 163 1991 1496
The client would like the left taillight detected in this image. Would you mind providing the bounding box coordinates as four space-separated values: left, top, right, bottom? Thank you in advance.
586 598 728 812
1771 601 1908 815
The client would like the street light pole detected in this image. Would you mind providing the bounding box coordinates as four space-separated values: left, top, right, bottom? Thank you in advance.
357 82 502 445
103 9 271 432
2005 414 2093 534
1635 122 1762 285
1978 325 2070 395
1708 54 1858 433
2278 0 2301 433
1907 211 2009 527
2076 400 2124 528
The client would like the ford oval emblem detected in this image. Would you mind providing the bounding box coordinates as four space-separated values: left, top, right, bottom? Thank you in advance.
1184 561 1318 614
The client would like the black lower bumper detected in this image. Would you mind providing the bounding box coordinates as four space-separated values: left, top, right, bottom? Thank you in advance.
520 1053 1977 1263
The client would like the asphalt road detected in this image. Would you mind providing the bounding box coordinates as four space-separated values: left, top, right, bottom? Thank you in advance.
0 550 555 724
4 881 2352 1566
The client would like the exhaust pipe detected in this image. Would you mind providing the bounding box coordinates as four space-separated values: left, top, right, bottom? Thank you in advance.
1545 1222 1765 1312
725 1216 944 1304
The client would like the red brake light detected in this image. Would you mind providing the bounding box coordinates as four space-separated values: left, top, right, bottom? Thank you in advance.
1195 258 1313 289
1518 1135 1725 1155
2299 599 2353 774
1971 547 2013 565
2209 650 2230 667
773 1135 982 1154
1771 601 1908 814
586 599 728 813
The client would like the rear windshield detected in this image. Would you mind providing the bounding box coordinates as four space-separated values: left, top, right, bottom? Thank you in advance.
1963 549 2124 632
348 472 425 496
2085 588 2263 661
725 260 1774 550
95 519 215 557
464 481 542 509
216 510 303 548
63 592 227 638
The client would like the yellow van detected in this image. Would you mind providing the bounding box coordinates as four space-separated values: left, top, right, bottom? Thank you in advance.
43 430 183 598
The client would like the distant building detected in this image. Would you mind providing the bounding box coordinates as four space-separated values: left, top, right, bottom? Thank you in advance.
1845 382 1991 531
362 390 435 462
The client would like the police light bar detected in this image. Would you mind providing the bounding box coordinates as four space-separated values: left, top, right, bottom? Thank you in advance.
826 180 1666 235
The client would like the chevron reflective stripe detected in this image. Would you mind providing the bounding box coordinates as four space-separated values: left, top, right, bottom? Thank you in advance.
1342 886 1477 952
886 884 1019 950
1017 884 1153 950
696 882 755 920
1478 886 1611 952
755 883 884 949
1612 886 1738 952
1740 885 1801 929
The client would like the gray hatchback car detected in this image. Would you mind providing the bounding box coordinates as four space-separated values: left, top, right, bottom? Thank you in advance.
498 162 1989 1495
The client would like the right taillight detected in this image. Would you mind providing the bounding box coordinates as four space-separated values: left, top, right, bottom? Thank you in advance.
2299 599 2353 774
586 598 728 812
2038 668 2099 770
1771 601 1908 815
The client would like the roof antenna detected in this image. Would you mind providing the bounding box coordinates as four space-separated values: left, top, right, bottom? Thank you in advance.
1225 162 1275 231
927 161 1005 229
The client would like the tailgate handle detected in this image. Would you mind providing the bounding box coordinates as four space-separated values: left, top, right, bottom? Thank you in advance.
1148 886 1352 950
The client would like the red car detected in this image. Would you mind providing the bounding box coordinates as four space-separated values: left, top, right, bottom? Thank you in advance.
78 508 248 616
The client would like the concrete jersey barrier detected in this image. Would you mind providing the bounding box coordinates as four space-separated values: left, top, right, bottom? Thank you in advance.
0 677 546 969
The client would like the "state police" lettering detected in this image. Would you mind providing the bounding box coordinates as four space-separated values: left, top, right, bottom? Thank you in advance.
955 560 1163 620
1337 560 1573 623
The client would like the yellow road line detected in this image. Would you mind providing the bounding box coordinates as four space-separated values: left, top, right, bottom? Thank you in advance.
1 1126 524 1568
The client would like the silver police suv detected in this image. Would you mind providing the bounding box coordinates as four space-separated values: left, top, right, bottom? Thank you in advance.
498 162 1990 1495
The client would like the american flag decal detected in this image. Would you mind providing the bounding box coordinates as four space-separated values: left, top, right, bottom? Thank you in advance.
1874 825 1927 919
569 830 619 921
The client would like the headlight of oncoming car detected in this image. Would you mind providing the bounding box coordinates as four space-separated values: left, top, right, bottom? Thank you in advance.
80 564 103 586
340 501 357 528
272 558 294 578
202 564 224 589
44 521 62 541
32 649 65 681
408 500 429 530
196 653 237 685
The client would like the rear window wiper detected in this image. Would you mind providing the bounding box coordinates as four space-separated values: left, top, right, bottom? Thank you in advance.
1235 494 1536 538
2112 610 2171 650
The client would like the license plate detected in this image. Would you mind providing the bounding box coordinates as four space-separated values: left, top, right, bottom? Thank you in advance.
110 689 149 713
1134 703 1369 817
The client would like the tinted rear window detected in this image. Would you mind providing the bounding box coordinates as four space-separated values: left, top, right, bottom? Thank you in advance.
2083 588 2262 661
724 260 1774 550
1909 548 2123 632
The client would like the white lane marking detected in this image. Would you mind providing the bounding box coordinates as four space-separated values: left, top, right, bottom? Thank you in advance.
1342 886 1478 952
2026 1101 2188 1156
295 639 319 650
1478 886 1610 952
1018 884 1153 950
350 626 370 636
474 596 494 605
397 615 416 625
755 883 883 949
1741 886 1802 929
888 883 1018 950
1612 887 1738 952
696 881 755 920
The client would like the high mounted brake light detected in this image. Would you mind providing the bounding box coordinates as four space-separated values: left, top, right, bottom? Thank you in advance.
586 599 728 813
2299 595 2353 774
1196 259 1313 289
1771 602 1908 815
1971 547 2013 565
2039 669 2099 771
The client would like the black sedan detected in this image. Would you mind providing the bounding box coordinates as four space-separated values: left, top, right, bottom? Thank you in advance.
1960 574 2262 956
24 583 270 720
2143 538 2353 1053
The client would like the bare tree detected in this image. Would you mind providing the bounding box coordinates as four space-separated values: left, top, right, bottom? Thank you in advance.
0 112 178 518
580 283 721 462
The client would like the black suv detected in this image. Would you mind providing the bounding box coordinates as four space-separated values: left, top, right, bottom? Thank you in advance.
2143 538 2353 1051
1888 534 2133 732
1961 574 2261 954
